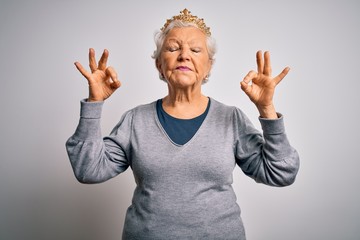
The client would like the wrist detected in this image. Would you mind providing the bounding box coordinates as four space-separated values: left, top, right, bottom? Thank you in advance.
87 95 104 102
256 103 278 119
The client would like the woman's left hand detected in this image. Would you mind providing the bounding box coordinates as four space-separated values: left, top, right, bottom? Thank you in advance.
240 51 289 119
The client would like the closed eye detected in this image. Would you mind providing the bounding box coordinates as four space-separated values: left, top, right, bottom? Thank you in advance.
168 47 179 52
191 48 201 53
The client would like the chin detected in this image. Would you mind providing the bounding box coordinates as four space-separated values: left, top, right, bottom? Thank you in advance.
169 75 199 87
172 79 197 88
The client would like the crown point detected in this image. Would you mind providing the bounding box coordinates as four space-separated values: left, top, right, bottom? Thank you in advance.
161 8 211 36
182 8 190 15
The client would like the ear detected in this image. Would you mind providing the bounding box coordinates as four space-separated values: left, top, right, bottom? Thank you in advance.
155 58 162 73
207 58 214 73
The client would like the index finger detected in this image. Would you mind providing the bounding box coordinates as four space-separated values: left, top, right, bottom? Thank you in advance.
105 66 118 83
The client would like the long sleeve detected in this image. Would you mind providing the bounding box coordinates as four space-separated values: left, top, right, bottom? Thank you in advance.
65 100 131 184
234 108 300 187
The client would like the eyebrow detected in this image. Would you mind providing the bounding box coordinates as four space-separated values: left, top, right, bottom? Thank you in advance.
166 37 204 44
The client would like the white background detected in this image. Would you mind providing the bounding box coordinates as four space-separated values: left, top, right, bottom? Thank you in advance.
1 0 359 239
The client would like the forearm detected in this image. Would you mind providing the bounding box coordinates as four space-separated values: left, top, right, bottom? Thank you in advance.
257 116 299 186
236 114 300 186
65 100 128 183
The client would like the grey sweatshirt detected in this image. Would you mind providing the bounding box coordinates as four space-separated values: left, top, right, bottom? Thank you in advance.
66 98 300 240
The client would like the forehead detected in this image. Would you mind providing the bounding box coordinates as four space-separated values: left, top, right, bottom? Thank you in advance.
164 27 207 44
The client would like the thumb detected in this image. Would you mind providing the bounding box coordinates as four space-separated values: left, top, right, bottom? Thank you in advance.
110 80 121 89
240 81 252 95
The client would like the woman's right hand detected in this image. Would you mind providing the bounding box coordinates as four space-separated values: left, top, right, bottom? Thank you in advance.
74 48 121 102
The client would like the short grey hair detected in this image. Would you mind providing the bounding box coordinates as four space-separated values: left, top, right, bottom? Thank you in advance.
152 20 217 83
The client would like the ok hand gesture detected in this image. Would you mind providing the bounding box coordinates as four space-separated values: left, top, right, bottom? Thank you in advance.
240 51 289 119
74 48 121 102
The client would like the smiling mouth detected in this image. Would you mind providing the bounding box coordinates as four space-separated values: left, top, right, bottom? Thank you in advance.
176 66 191 71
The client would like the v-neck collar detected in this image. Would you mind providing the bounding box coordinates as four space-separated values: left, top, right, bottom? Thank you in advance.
153 98 213 148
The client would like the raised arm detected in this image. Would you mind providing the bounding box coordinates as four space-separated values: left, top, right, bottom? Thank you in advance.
66 49 129 184
236 51 299 186
240 50 289 119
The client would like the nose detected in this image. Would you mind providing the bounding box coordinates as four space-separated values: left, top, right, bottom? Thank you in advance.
177 48 190 61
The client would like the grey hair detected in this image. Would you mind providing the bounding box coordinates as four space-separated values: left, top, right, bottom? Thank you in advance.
152 20 217 83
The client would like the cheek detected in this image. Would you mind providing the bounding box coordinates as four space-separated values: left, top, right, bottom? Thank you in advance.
205 57 213 71
196 58 212 73
160 57 172 71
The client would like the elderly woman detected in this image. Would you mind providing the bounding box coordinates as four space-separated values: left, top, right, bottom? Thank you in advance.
66 9 299 240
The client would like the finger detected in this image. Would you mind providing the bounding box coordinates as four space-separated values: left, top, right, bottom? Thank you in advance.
74 62 91 80
105 66 118 82
243 70 258 84
240 81 252 95
106 66 122 89
110 80 121 89
98 49 109 70
256 50 263 74
89 48 97 73
263 51 272 76
274 67 290 85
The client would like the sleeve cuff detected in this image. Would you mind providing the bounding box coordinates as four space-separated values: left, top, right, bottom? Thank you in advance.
259 113 285 134
71 100 104 140
80 99 104 119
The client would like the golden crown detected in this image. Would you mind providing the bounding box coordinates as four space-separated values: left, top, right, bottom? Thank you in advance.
161 8 211 36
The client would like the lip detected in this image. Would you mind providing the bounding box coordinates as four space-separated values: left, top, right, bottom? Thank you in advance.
176 66 191 71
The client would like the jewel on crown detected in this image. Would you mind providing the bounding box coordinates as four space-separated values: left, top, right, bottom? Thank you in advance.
161 8 211 36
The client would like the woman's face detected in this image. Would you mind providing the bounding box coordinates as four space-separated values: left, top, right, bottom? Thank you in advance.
156 27 212 89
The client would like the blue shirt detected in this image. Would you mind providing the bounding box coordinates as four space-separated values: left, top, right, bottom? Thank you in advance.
156 98 211 145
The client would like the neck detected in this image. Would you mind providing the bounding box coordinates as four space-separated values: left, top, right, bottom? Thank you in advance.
163 85 208 119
